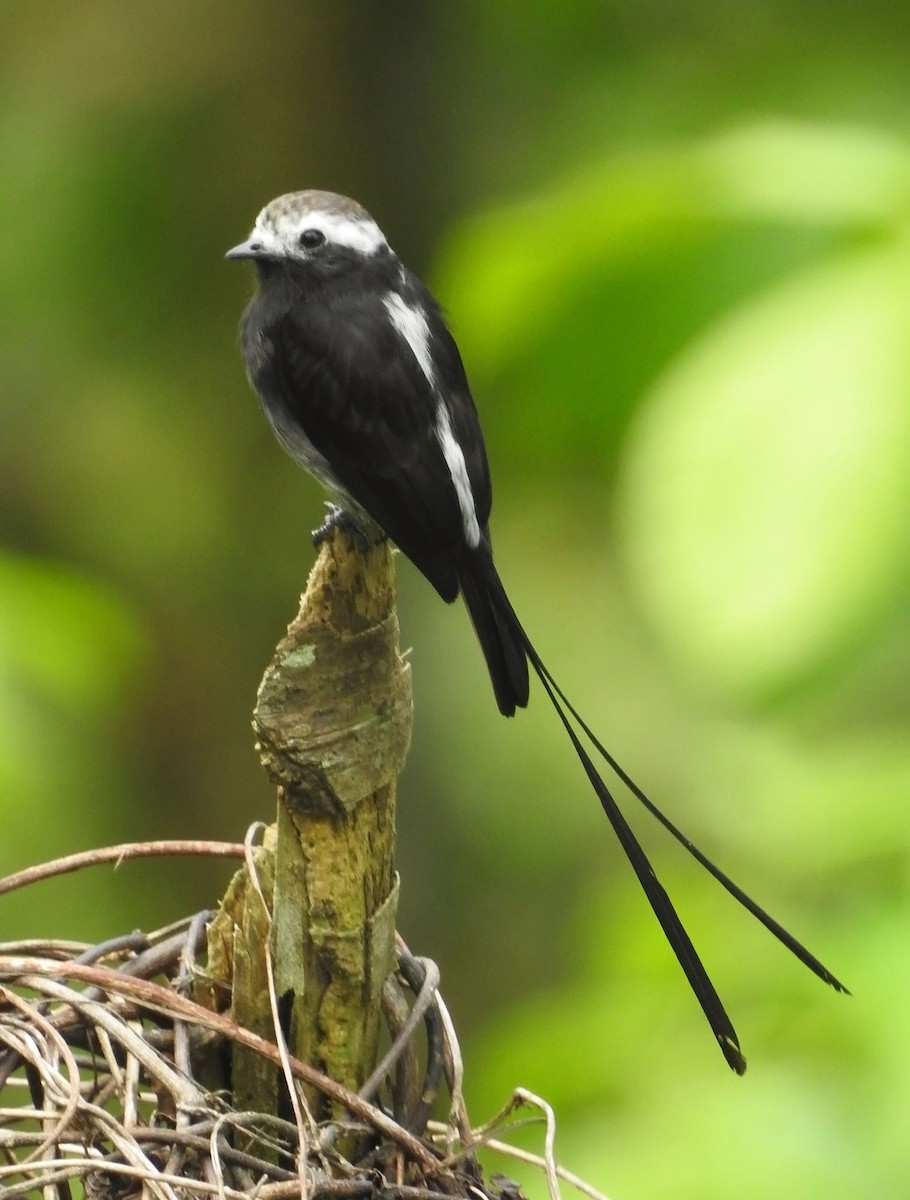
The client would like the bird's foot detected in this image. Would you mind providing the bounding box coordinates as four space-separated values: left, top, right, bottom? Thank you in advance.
311 502 373 552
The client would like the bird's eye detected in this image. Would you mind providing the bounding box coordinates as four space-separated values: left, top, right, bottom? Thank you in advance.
298 228 326 250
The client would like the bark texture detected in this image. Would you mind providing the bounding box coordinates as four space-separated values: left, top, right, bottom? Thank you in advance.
208 528 412 1119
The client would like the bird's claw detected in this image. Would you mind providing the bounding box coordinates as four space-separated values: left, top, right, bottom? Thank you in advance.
311 502 373 551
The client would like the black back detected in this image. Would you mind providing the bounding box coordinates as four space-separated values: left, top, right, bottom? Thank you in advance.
242 249 493 602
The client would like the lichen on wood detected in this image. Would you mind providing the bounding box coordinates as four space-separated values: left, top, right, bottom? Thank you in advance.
207 526 412 1118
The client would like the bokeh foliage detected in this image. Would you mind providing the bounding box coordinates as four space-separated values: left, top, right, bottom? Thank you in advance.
1 4 908 1197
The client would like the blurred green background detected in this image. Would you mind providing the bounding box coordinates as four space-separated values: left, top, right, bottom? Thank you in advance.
2 3 908 1196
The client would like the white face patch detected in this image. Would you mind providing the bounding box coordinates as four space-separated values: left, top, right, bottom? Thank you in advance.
383 293 435 387
250 204 388 260
435 401 482 549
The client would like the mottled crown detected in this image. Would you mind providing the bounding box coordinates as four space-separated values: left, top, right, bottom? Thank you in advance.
259 190 373 228
249 190 388 258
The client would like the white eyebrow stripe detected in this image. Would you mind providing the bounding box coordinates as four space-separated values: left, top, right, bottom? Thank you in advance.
314 210 387 254
435 401 482 549
267 208 388 256
383 293 435 386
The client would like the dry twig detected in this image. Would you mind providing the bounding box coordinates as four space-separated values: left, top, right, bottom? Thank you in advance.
0 841 603 1200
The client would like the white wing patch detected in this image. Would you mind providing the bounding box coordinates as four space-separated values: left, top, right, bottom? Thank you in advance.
383 293 435 386
435 401 482 549
383 293 481 548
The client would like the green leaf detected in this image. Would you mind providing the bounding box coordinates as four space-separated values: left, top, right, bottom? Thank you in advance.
619 240 910 699
0 551 147 716
434 121 910 376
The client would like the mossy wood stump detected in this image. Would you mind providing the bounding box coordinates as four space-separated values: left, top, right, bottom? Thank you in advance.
207 528 412 1120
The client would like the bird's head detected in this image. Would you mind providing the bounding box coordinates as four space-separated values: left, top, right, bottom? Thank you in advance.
225 190 389 269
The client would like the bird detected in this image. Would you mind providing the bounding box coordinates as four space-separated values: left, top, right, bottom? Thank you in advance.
227 189 847 1073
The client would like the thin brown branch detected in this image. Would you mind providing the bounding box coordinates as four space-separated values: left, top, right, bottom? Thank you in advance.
0 840 245 898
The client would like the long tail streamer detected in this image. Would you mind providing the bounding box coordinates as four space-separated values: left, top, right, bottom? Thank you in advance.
491 580 847 1073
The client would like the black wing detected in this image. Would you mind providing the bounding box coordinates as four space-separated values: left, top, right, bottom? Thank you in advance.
266 287 493 601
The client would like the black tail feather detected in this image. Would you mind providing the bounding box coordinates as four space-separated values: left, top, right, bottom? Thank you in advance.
472 564 847 1071
459 564 530 716
529 649 849 994
535 660 747 1073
